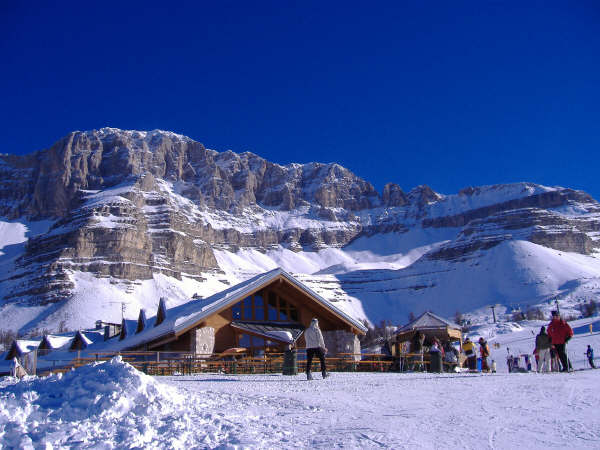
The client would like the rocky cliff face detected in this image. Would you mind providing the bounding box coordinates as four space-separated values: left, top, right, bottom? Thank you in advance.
1 128 600 331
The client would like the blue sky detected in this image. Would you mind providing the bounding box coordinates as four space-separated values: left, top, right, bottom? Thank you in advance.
1 1 599 197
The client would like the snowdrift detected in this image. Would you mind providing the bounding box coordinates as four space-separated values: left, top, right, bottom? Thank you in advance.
0 357 190 448
0 356 291 448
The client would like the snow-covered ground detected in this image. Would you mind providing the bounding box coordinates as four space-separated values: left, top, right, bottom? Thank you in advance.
1 317 599 448
1 356 599 449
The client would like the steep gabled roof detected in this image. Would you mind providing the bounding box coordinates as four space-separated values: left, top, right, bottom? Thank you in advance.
5 338 41 360
396 311 460 333
39 334 73 351
69 331 93 350
68 329 105 350
136 309 147 334
103 268 367 351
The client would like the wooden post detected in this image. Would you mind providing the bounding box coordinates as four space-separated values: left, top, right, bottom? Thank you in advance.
31 349 37 376
490 305 497 323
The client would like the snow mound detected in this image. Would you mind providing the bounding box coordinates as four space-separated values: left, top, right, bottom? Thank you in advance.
0 356 189 448
0 356 292 448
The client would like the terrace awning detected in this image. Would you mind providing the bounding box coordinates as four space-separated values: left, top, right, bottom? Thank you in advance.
230 321 305 344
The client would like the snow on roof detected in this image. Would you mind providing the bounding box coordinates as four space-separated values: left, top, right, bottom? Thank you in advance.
230 322 304 344
15 339 41 354
120 319 138 340
78 332 93 347
396 311 461 333
84 329 106 345
42 335 73 350
103 268 367 352
71 329 105 348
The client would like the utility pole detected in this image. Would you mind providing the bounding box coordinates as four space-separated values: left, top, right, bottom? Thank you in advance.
108 301 129 322
490 305 497 323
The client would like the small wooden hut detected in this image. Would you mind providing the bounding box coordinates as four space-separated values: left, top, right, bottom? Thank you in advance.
393 311 462 353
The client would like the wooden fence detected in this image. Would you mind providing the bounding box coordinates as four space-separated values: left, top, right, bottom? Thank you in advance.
38 351 458 377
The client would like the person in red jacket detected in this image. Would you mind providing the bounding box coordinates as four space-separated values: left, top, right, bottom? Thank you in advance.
547 310 574 372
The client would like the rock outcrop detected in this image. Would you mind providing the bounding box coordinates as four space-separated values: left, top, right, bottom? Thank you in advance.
1 128 600 328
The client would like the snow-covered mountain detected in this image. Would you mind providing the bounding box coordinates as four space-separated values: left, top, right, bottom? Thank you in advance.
1 128 600 334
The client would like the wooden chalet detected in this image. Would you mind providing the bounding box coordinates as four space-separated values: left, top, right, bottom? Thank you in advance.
107 268 367 357
393 311 462 347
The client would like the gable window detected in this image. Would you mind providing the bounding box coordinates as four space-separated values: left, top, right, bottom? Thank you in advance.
231 290 300 322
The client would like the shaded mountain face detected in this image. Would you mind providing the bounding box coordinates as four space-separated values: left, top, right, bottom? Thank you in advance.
1 128 600 332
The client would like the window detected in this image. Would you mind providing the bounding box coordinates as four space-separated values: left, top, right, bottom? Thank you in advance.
254 292 264 320
289 306 299 322
268 292 278 320
231 291 300 323
237 333 267 355
232 303 242 320
279 298 289 321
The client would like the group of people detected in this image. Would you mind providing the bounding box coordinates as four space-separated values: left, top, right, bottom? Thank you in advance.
533 310 596 372
407 331 491 372
305 311 595 379
462 336 492 371
408 331 455 371
534 310 573 372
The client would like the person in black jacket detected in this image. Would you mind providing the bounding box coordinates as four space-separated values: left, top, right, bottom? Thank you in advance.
411 331 425 371
535 326 552 373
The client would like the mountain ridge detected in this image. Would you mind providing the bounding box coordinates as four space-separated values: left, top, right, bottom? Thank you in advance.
1 128 599 334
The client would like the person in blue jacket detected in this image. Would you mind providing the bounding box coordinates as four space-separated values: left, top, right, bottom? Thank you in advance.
587 345 596 369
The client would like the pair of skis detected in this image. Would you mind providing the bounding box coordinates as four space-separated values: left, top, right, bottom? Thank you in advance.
564 342 574 372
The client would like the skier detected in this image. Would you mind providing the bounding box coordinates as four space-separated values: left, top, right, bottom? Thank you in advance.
478 337 490 372
535 326 552 373
547 311 573 372
463 337 477 371
586 345 596 369
304 318 328 380
507 354 513 373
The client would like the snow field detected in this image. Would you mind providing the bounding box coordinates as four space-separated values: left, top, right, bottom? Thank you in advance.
2 355 599 449
165 369 600 449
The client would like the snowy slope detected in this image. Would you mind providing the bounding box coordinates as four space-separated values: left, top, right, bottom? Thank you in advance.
212 237 600 327
4 221 600 332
